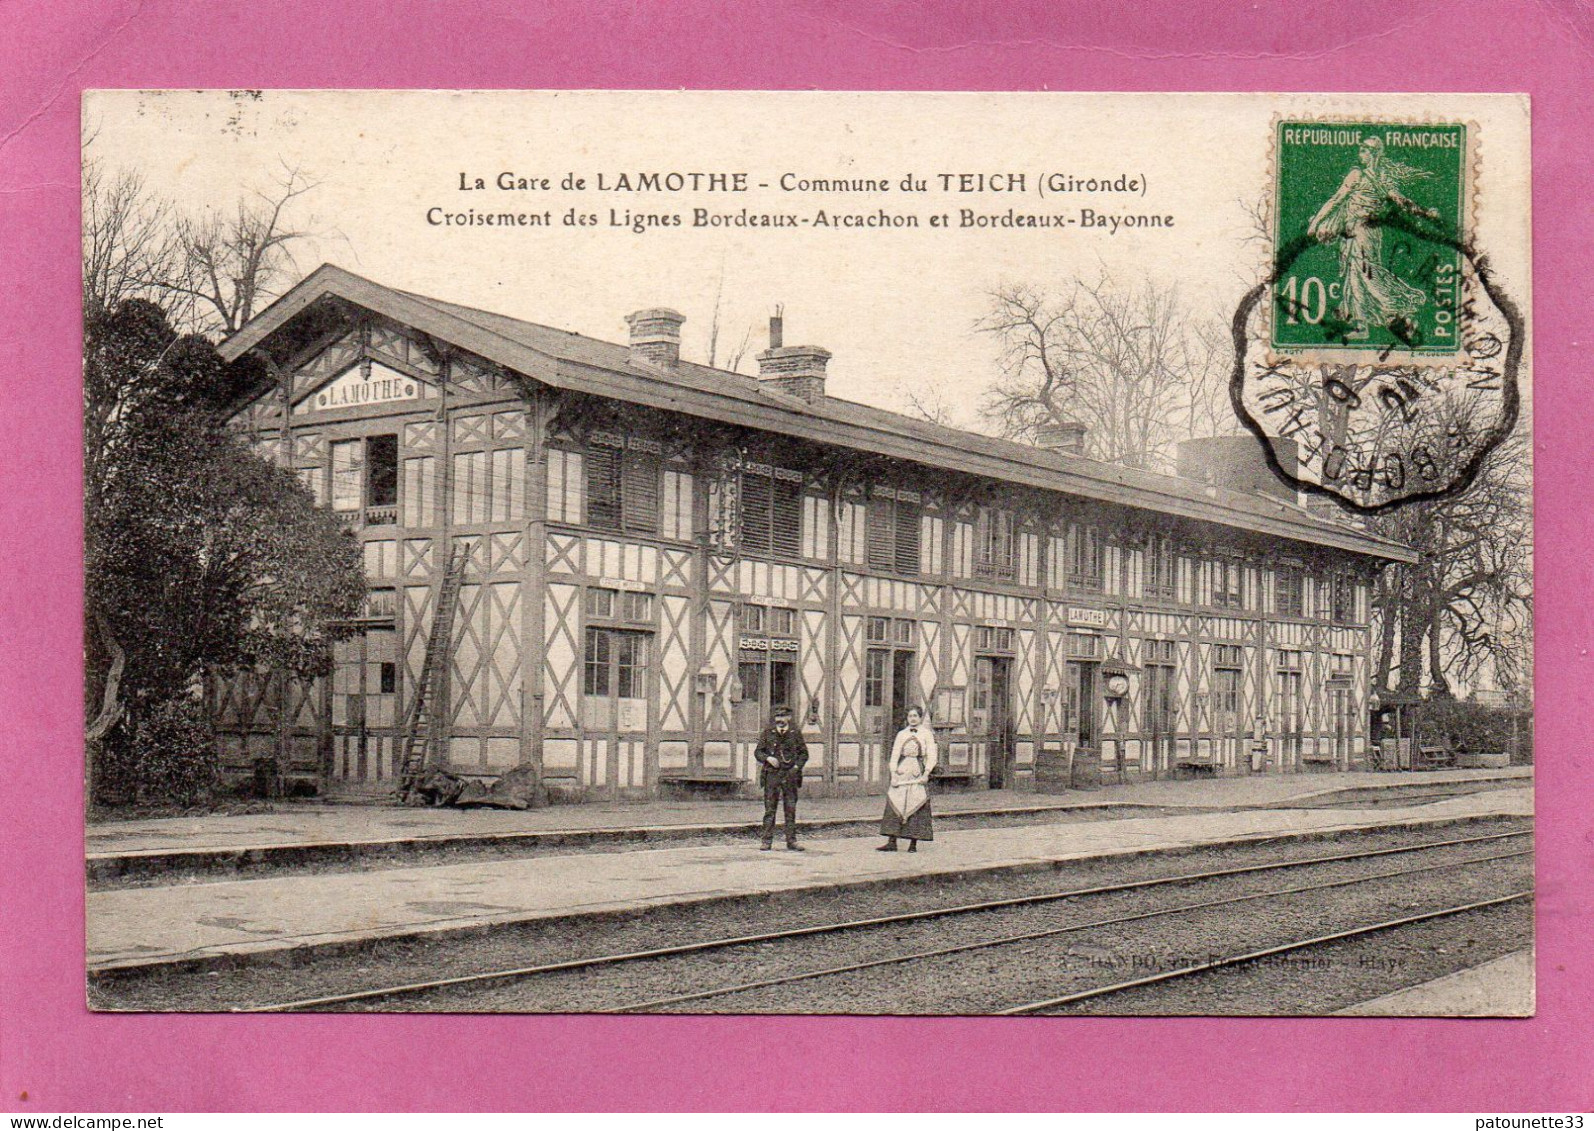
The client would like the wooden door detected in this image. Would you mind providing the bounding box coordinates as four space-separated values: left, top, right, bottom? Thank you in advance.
1277 669 1304 771
1144 663 1176 778
584 627 650 795
1215 667 1244 772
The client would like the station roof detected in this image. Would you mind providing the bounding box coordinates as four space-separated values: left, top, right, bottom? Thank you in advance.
222 264 1415 565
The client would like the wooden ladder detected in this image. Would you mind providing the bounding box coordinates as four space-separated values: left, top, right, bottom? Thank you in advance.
396 542 469 804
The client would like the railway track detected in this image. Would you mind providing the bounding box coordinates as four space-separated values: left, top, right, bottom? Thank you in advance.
241 827 1531 1014
996 890 1532 1015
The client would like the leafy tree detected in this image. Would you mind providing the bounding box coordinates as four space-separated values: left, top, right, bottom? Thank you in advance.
84 300 365 798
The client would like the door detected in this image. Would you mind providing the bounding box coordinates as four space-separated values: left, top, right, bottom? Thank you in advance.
890 650 915 734
981 656 1013 788
1330 684 1354 769
1144 663 1176 778
330 628 398 790
1215 667 1244 772
584 627 650 793
1277 669 1304 771
1064 660 1098 771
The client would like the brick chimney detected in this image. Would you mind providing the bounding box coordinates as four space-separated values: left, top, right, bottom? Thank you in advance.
756 309 829 403
625 307 685 368
1035 421 1088 456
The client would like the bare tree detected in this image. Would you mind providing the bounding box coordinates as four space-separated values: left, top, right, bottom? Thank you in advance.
704 267 758 374
977 274 1222 469
82 156 185 323
165 163 320 337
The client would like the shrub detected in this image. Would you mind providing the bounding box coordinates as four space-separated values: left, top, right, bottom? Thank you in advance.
1414 697 1532 762
94 696 219 808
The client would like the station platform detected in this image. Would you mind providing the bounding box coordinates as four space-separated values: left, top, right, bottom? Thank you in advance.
1338 950 1534 1017
86 781 1531 975
86 766 1531 878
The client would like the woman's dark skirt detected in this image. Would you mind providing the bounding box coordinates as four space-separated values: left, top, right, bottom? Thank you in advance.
880 798 934 841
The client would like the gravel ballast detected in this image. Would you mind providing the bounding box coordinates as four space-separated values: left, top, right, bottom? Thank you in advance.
89 817 1532 1013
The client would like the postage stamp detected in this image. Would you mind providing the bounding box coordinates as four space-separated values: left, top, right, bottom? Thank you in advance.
1270 120 1471 360
1234 117 1522 512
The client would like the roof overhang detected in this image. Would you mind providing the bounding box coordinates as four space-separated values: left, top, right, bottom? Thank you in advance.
225 265 1416 566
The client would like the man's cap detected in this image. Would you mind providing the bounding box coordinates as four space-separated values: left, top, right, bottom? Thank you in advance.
773 706 794 718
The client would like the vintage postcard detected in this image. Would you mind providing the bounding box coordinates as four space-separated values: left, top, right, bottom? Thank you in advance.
82 90 1532 1018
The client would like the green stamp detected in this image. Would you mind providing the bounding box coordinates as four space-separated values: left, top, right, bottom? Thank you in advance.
1272 120 1468 359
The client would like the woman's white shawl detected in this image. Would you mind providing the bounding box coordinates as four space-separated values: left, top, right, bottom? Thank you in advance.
886 724 939 821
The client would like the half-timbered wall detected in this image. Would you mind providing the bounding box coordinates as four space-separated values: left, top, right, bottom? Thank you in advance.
216 304 1387 801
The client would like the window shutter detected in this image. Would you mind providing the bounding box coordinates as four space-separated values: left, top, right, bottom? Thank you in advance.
621 453 660 533
866 498 894 570
772 477 803 558
586 446 621 531
741 473 772 554
894 501 921 573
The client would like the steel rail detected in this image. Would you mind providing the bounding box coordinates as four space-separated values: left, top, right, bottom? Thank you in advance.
997 890 1533 1015
240 828 1530 1013
602 848 1530 1013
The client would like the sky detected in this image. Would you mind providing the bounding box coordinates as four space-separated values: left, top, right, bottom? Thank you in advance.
83 90 1532 430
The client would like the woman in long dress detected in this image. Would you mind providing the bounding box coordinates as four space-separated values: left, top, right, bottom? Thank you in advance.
878 706 937 852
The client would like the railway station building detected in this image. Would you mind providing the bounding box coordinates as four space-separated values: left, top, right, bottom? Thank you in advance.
214 265 1414 803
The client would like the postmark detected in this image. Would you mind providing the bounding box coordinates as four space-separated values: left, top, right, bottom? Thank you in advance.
1233 118 1522 513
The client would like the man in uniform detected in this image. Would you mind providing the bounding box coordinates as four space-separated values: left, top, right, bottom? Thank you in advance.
757 705 809 851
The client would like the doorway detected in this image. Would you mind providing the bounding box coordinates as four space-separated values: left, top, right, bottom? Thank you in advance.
583 626 650 793
1144 661 1176 778
330 626 398 789
1214 665 1244 772
1329 681 1354 770
976 654 1014 789
1064 660 1098 770
1277 668 1304 772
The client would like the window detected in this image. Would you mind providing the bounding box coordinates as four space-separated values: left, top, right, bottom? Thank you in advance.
740 604 766 633
662 468 694 541
1214 666 1241 729
330 439 364 512
366 435 398 508
1276 649 1303 671
864 649 888 708
975 507 1017 580
975 625 1014 652
1213 558 1244 609
585 441 660 534
1068 524 1104 591
1213 644 1244 668
1145 537 1177 600
546 448 584 525
586 587 615 618
1331 575 1356 623
893 617 915 645
768 606 798 637
1067 632 1101 659
866 491 923 574
379 662 397 695
584 628 647 698
737 661 764 705
866 616 891 644
363 587 397 620
588 587 653 622
1276 567 1305 617
1144 639 1177 664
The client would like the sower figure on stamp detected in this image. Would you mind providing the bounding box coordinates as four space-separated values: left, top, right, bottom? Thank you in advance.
878 705 937 852
757 706 809 851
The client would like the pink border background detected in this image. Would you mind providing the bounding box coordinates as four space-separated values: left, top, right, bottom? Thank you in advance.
2 0 1589 1112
